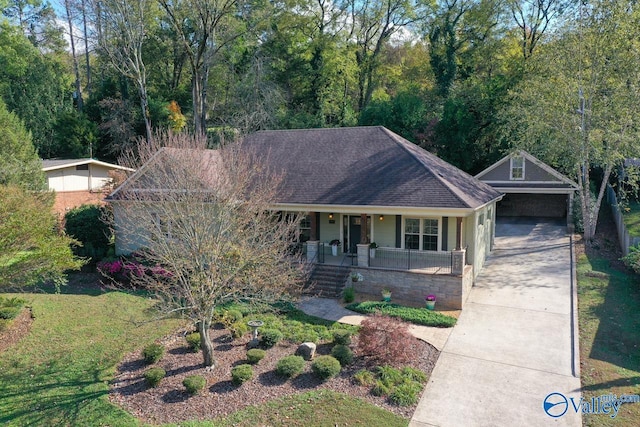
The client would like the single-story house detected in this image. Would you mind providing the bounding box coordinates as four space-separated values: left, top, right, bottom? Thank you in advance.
109 126 503 309
475 150 579 228
42 158 133 214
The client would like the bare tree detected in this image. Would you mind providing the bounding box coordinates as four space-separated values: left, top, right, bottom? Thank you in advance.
109 131 307 367
508 0 569 59
93 0 153 141
63 0 84 111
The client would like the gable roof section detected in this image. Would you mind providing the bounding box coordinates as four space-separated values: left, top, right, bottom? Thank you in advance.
475 150 578 192
42 158 134 172
242 126 501 210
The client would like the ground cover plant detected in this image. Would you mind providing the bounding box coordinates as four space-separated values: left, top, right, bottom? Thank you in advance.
346 301 457 327
0 296 27 331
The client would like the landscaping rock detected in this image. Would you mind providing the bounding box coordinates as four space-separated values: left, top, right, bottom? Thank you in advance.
296 342 316 360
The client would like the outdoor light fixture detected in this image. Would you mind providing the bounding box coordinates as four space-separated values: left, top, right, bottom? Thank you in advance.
328 213 334 220
379 215 384 221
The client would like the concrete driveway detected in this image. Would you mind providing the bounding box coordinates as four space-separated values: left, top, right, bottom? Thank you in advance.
410 219 582 426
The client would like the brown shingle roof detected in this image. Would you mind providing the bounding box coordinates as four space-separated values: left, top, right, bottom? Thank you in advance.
243 126 501 209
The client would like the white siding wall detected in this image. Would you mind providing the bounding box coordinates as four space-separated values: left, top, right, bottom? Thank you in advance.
372 215 395 248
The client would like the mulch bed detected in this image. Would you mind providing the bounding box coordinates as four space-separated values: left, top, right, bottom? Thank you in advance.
109 324 440 425
0 308 33 354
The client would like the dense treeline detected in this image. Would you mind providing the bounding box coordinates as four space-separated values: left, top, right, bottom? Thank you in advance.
0 0 571 172
3 0 640 238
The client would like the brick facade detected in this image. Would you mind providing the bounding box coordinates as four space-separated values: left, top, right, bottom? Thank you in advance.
52 190 107 217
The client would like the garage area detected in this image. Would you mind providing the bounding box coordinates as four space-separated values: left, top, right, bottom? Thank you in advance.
475 150 579 228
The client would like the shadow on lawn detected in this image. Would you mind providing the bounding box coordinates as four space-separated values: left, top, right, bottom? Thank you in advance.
0 361 111 426
585 257 640 374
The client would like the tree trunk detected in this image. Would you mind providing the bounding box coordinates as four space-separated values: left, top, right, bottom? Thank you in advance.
65 0 83 112
81 0 91 94
198 319 216 368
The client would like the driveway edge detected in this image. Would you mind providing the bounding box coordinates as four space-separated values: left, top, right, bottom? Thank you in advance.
570 233 581 379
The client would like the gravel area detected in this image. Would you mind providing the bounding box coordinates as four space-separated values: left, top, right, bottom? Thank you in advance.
109 324 440 425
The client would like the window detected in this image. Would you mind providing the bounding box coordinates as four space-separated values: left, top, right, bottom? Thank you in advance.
76 164 89 171
152 213 171 238
299 215 311 242
404 218 439 251
510 156 524 180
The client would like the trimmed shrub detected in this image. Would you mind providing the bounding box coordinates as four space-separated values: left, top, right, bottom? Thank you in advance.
311 355 341 381
246 348 266 364
357 314 419 366
276 355 305 378
332 329 352 345
389 380 423 406
185 332 201 351
231 364 254 385
225 309 244 323
142 343 165 364
343 286 355 303
64 204 111 260
144 367 166 387
183 375 206 395
331 344 354 366
259 328 283 348
229 320 248 339
353 369 375 387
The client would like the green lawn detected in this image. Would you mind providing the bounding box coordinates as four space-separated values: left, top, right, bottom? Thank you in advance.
622 201 640 237
577 254 640 426
0 284 408 426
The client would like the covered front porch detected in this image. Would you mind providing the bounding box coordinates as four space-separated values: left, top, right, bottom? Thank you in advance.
297 210 477 276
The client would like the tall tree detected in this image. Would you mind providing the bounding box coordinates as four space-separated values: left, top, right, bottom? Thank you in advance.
500 0 640 240
94 0 154 141
64 0 84 111
157 0 253 135
111 131 306 367
344 0 421 112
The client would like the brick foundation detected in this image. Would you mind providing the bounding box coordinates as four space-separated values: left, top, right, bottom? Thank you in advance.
346 265 474 310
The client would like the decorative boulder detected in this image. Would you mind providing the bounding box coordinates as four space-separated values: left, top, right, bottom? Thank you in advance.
296 342 317 361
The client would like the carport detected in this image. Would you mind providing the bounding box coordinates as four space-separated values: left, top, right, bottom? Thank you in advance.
475 150 579 230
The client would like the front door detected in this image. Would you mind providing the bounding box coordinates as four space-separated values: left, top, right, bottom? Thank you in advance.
343 215 370 253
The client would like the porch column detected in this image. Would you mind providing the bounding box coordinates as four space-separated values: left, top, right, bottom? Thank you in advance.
357 244 369 267
451 249 466 275
306 240 319 264
360 213 368 244
455 217 463 250
309 212 317 241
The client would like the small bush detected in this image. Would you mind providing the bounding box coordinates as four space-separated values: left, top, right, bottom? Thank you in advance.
276 355 305 378
372 380 391 396
231 364 254 385
246 348 266 364
357 314 419 366
144 367 166 387
185 332 201 351
311 355 341 381
183 375 206 395
353 369 375 387
377 365 404 387
0 297 27 308
229 321 248 339
332 329 352 345
331 344 354 366
225 309 244 323
343 286 355 303
142 343 165 364
622 244 640 274
389 380 423 406
0 307 21 320
259 328 283 348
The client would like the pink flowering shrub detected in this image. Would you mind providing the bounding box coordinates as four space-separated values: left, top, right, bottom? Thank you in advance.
97 257 173 286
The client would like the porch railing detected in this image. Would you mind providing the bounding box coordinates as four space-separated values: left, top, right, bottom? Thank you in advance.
369 247 453 274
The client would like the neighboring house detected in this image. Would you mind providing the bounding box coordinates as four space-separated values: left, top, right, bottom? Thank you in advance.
475 150 579 229
42 158 133 214
109 126 503 309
